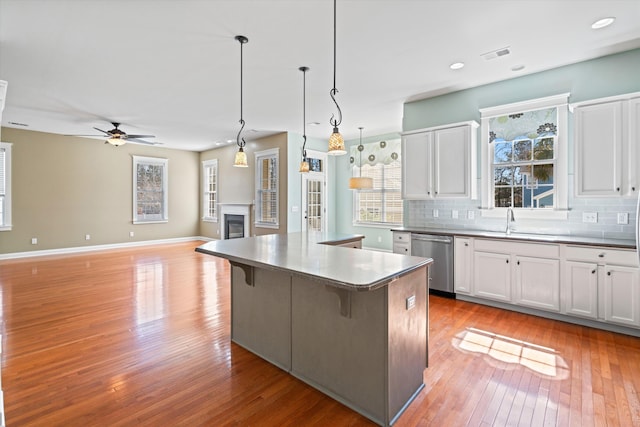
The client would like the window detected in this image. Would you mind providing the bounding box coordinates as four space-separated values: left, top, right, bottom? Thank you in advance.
352 139 403 226
202 159 218 221
0 142 12 231
133 156 168 224
255 148 278 228
480 94 569 217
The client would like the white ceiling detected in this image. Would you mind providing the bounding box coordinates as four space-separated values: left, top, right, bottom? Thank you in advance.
1 0 639 151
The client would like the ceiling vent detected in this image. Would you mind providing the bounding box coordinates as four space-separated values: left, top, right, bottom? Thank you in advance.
481 47 511 61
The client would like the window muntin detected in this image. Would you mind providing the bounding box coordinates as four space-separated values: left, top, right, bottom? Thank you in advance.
352 139 403 225
133 156 168 224
489 108 558 209
255 148 279 227
0 143 12 230
202 159 218 221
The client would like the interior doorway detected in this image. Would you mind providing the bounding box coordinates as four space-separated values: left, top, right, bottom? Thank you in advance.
301 150 327 232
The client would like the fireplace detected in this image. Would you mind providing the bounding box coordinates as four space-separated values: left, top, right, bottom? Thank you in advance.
225 214 245 239
219 203 252 239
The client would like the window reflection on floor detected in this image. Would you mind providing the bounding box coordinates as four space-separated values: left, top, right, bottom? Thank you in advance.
135 259 166 325
452 327 569 379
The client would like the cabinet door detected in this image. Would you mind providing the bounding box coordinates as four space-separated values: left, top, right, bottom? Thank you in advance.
433 126 469 198
627 97 640 196
563 261 599 319
575 101 623 196
514 256 560 312
603 265 640 327
473 251 511 302
454 237 473 294
401 132 432 199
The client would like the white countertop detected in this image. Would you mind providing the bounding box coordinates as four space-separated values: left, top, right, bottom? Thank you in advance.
196 232 432 291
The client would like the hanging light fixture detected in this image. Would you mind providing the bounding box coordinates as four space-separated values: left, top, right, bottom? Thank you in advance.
299 66 310 173
233 35 249 167
349 127 373 190
327 0 346 156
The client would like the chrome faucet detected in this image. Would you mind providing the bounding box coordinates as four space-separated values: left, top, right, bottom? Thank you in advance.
506 207 515 235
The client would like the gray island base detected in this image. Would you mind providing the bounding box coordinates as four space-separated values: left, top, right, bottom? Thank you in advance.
196 232 433 426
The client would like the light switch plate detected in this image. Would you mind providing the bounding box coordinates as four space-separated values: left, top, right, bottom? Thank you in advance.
582 212 598 223
433 209 439 218
467 210 475 220
617 212 629 224
406 295 416 310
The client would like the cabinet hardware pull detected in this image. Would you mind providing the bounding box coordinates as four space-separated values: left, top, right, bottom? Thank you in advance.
506 259 509 264
616 187 620 192
465 243 469 247
598 253 605 258
517 260 520 265
592 269 596 274
607 271 612 276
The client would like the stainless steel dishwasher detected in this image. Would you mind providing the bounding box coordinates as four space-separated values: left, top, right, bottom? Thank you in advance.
411 234 454 296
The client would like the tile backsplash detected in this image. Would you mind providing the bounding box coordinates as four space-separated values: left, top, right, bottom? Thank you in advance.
406 193 637 241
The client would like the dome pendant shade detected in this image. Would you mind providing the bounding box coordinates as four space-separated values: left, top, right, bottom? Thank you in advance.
349 176 373 189
233 147 248 167
328 127 346 155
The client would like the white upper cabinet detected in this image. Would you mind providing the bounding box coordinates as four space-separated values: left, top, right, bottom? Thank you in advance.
401 121 478 200
573 93 640 197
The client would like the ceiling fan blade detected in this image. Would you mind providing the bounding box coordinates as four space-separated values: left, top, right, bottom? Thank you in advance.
93 127 112 135
127 138 161 145
126 134 155 139
65 134 105 137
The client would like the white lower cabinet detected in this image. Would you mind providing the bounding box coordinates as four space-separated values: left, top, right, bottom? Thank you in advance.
563 245 640 328
473 251 511 302
603 265 640 327
563 261 599 319
454 237 473 294
514 256 560 312
392 232 411 255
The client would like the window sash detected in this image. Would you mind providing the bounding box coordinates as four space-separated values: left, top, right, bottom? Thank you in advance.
353 160 403 225
255 149 279 227
133 156 168 223
0 143 12 229
202 160 218 221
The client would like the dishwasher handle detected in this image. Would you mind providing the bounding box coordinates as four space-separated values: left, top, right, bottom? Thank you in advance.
411 234 452 244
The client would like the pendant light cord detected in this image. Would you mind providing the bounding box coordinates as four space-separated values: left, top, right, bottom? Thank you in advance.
299 66 309 160
329 0 342 128
235 35 248 149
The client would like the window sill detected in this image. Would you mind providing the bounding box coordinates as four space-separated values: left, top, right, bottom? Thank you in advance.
0 225 12 232
133 220 169 225
202 218 218 223
480 208 568 220
255 222 279 229
353 221 403 229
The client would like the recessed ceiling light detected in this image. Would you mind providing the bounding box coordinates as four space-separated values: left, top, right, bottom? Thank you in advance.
591 17 615 29
450 62 465 70
511 64 525 72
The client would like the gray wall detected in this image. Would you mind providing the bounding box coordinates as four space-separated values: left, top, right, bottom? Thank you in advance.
0 127 200 254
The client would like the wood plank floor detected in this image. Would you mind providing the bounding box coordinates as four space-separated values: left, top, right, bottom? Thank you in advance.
0 241 639 426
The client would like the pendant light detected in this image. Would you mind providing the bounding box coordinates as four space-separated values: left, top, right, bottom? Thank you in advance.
299 66 310 173
349 127 373 190
327 0 346 156
233 35 249 167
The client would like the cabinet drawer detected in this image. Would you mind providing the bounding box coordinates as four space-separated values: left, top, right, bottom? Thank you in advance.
474 238 559 258
393 232 411 243
393 242 411 255
565 245 638 267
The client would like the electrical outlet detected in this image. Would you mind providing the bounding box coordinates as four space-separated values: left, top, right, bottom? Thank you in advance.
406 295 416 310
377 236 382 243
452 209 459 219
85 234 91 241
433 209 439 218
31 237 38 245
582 212 598 223
129 231 135 237
617 212 629 224
467 210 475 220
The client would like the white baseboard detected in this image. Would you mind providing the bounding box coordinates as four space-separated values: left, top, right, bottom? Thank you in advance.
0 236 215 260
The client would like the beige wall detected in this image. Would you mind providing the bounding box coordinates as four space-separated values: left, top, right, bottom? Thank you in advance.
0 127 200 254
199 133 288 239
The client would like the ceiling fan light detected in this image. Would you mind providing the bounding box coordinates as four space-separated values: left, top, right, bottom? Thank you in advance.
349 176 373 190
233 147 248 167
328 128 346 155
107 137 126 147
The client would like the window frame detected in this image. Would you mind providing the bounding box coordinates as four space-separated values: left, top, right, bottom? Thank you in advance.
132 155 169 224
202 159 218 222
480 93 569 220
0 142 12 231
254 148 279 229
351 140 403 227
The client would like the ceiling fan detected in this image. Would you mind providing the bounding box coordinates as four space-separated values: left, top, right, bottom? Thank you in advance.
72 122 158 146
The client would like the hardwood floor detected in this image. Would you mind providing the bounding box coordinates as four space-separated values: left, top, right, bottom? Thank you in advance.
0 241 638 426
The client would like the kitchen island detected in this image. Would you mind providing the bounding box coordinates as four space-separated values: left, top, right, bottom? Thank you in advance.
196 232 432 426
